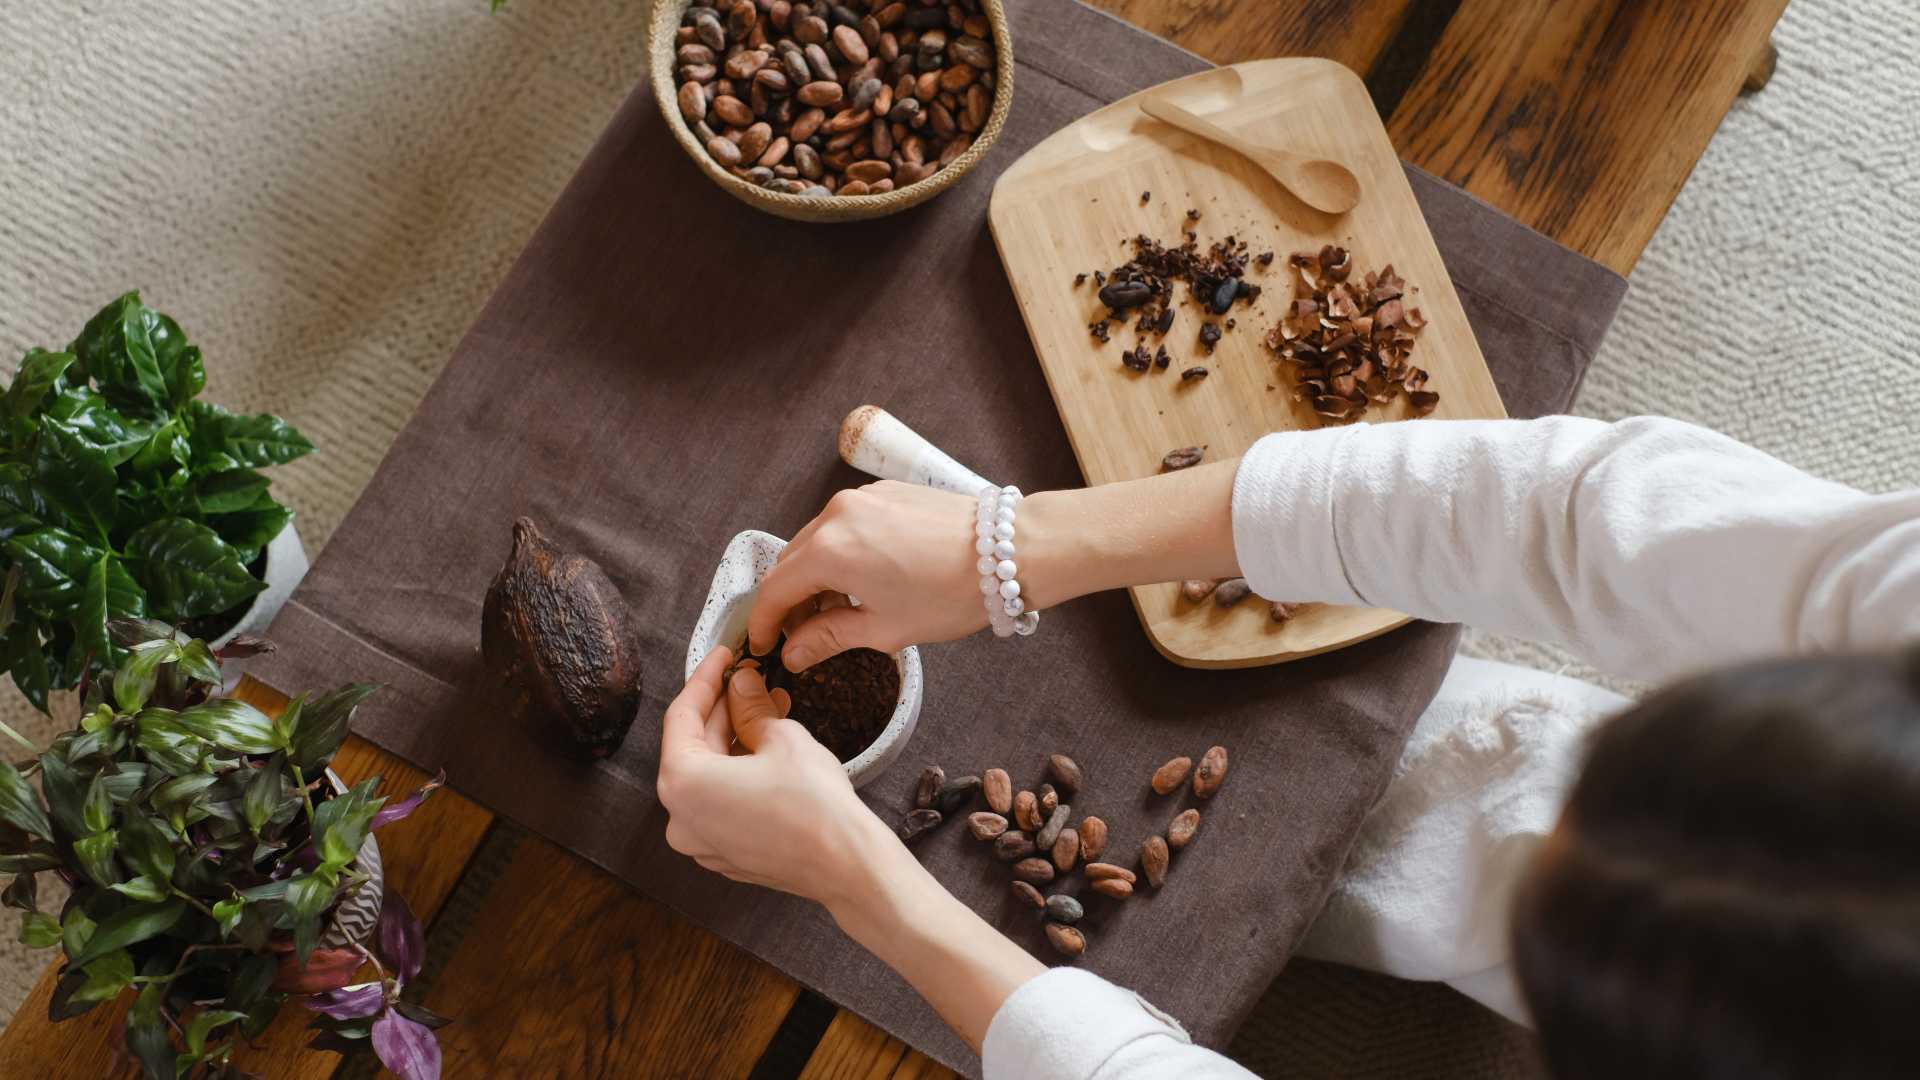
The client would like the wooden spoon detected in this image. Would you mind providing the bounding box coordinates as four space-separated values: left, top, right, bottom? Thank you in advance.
1138 97 1361 216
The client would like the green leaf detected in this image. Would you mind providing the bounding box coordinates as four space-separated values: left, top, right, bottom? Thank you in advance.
123 518 264 621
224 953 277 1012
60 905 95 960
212 896 245 938
290 683 379 772
241 755 285 832
132 710 202 775
175 699 282 755
0 760 51 841
71 293 169 411
119 810 176 885
184 1008 248 1057
75 555 144 673
108 876 168 903
145 311 205 411
115 640 179 713
128 416 190 475
174 639 221 685
287 873 335 965
0 463 51 540
127 983 175 1080
313 778 383 871
73 830 120 886
34 419 116 543
0 847 61 873
4 527 102 614
193 470 270 515
70 947 136 1005
3 870 38 912
82 770 114 834
47 390 156 466
69 899 184 969
5 622 55 712
6 349 77 419
34 747 85 838
151 773 219 830
190 402 313 468
18 909 59 947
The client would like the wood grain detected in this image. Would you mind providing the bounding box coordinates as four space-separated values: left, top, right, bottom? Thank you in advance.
800 1009 959 1080
422 831 800 1078
990 58 1505 667
1386 0 1789 273
0 681 493 1080
1086 0 1420 74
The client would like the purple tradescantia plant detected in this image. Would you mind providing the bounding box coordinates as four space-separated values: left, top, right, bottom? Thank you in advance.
303 887 447 1079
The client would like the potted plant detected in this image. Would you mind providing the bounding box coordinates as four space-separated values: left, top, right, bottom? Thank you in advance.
1 291 313 713
0 620 448 1079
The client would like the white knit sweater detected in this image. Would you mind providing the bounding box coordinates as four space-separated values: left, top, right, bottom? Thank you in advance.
981 416 1920 1079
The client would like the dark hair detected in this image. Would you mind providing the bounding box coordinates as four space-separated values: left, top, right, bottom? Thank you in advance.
1512 650 1920 1080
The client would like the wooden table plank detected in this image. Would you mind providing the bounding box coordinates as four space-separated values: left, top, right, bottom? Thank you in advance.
1385 0 1790 273
0 681 494 1079
422 831 800 1078
800 1009 958 1080
1087 0 1421 74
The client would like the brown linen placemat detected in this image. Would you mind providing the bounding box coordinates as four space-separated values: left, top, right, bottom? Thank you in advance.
252 1 1626 1074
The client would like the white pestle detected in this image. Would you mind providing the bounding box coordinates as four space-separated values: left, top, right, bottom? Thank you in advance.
838 405 995 494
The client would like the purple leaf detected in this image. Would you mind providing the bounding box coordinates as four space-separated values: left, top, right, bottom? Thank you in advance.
372 1009 442 1080
379 888 426 982
302 982 384 1020
215 635 276 660
370 771 445 830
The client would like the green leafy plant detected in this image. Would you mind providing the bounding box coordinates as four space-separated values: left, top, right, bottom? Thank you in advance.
0 620 446 1079
0 292 313 711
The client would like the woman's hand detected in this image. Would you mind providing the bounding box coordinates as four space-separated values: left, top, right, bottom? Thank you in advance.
656 646 895 906
745 482 997 671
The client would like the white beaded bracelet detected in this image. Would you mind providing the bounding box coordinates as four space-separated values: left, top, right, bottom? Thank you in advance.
975 484 1040 638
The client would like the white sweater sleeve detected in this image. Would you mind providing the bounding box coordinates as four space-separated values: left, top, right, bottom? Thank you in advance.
1231 416 1920 680
982 968 1258 1080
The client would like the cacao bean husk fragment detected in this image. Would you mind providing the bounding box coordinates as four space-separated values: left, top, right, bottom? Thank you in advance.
1141 836 1169 888
1150 756 1192 795
482 517 645 758
898 808 941 842
936 775 981 816
914 764 945 810
1045 922 1086 957
1195 745 1229 799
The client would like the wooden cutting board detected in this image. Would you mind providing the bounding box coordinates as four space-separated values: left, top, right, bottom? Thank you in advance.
988 58 1506 668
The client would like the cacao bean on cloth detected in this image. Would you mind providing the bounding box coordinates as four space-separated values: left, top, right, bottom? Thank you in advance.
250 2 1627 1075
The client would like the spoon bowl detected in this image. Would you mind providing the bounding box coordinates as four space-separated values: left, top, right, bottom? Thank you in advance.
1139 97 1362 216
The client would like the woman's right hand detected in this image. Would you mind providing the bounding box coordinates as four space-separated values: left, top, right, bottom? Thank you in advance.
746 481 1000 671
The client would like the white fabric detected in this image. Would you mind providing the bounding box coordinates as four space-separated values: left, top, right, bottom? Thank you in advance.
983 416 1920 1079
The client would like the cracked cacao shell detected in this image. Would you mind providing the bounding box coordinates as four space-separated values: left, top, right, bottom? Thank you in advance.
936 775 981 816
481 517 644 758
898 808 941 842
914 764 945 810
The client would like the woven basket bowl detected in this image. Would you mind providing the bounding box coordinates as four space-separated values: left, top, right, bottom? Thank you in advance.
650 0 1016 222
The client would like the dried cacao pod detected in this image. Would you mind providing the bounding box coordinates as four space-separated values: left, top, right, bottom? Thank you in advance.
481 518 644 758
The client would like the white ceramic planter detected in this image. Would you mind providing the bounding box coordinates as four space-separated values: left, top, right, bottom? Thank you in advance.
213 521 309 647
686 530 923 789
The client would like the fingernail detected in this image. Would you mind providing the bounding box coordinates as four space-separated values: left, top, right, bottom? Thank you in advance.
784 646 813 671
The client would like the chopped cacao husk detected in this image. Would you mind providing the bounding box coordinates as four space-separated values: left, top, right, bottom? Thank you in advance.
1266 245 1437 425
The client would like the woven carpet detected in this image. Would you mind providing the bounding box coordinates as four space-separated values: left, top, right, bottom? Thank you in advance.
3 0 1913 1075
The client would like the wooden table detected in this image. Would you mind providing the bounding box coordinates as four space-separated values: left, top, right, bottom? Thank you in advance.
2 1 1786 1074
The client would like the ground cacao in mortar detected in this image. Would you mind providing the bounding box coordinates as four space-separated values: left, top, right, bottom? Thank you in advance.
754 639 899 763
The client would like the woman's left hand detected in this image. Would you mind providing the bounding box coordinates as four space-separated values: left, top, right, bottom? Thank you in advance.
656 646 897 906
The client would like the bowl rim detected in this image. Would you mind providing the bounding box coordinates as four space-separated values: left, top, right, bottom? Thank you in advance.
686 529 922 784
650 0 1017 215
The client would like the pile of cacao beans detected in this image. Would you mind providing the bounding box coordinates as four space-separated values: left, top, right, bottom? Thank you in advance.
897 747 1230 958
671 0 999 197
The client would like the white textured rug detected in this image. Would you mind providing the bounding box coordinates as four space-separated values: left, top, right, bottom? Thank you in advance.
1 0 1913 1040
